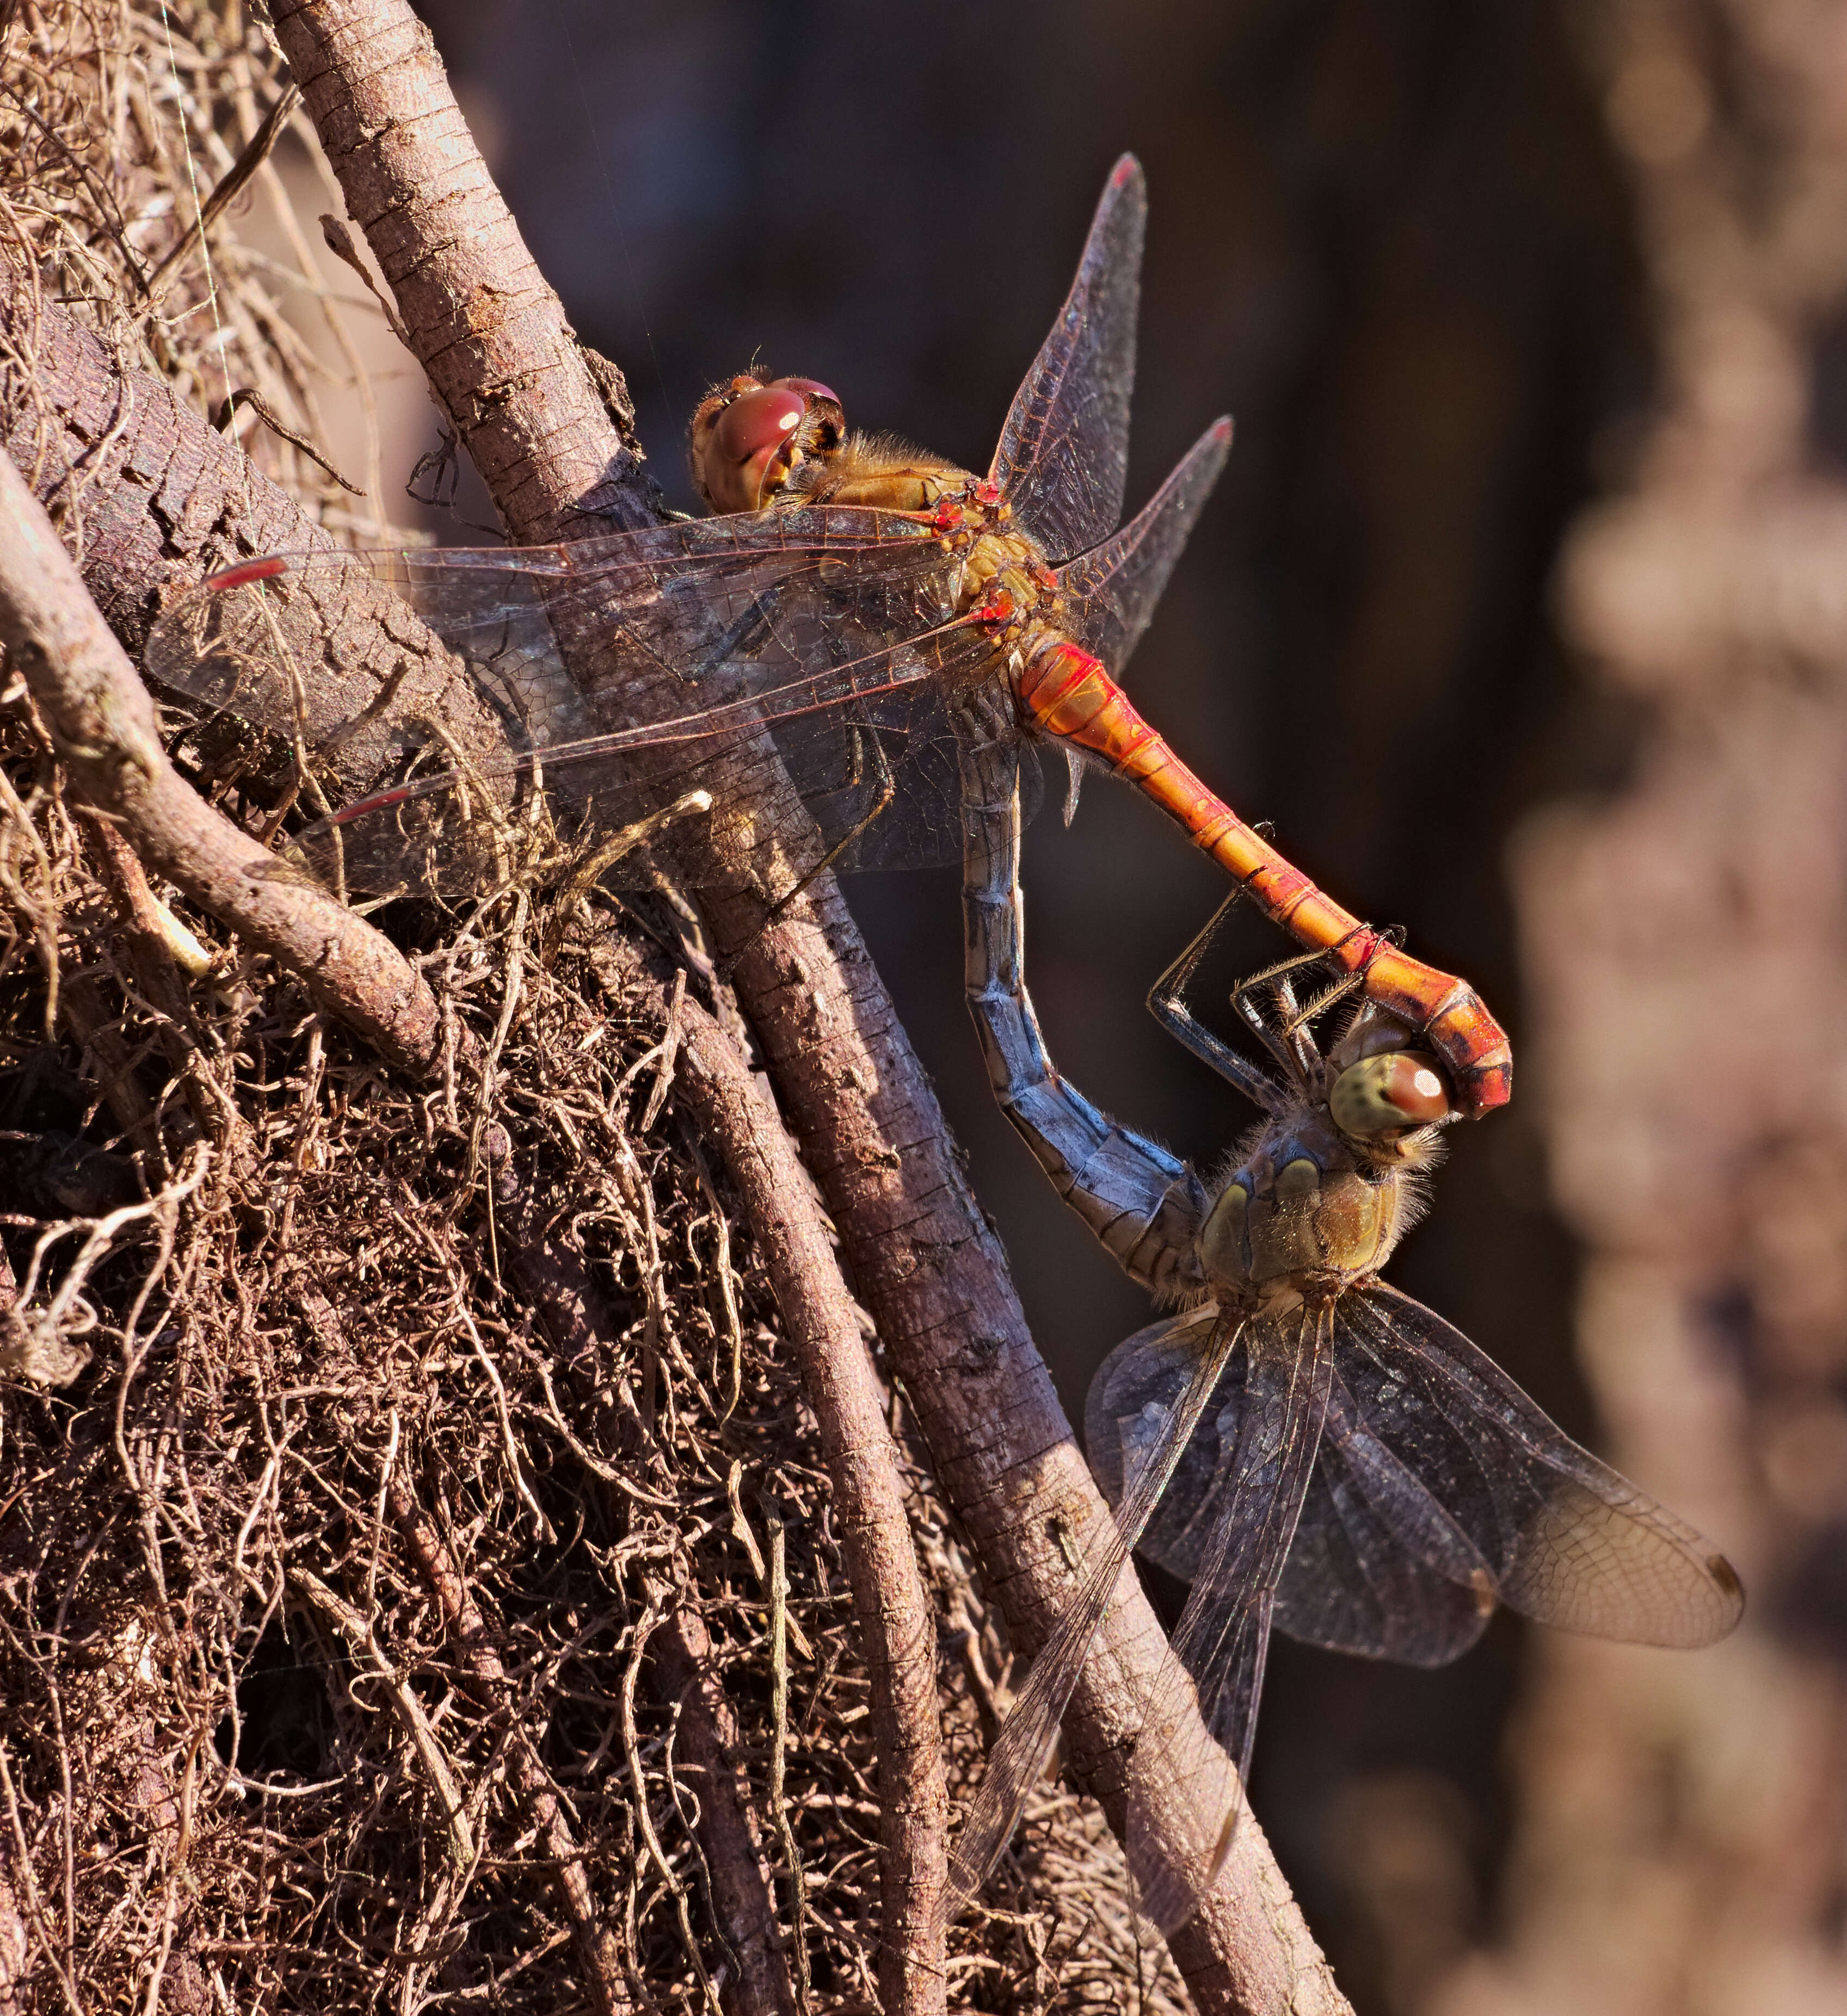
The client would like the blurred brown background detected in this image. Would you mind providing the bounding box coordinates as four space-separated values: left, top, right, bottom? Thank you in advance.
304 2 1847 2008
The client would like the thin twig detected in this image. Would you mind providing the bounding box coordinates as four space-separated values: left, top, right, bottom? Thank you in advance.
294 1569 477 1867
767 1505 813 2015
647 1599 798 2016
143 81 301 302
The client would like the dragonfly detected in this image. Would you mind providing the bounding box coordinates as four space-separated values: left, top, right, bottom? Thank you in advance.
145 158 1512 1116
945 723 1744 1935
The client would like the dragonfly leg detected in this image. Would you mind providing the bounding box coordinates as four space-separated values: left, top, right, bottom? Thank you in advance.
1273 960 1370 1038
1145 892 1290 1114
1223 936 1377 1082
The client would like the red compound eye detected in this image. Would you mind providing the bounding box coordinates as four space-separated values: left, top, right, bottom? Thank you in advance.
692 375 845 513
696 384 808 513
713 384 806 470
766 374 840 406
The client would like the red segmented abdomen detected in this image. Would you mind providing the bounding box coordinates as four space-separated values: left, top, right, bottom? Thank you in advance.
1015 640 1513 1115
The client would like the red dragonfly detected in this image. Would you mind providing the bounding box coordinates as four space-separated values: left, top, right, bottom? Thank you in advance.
147 157 1512 1114
946 725 1744 1935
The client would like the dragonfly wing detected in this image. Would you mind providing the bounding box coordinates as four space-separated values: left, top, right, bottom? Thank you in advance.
1086 1301 1247 1558
988 156 1146 565
144 547 570 793
1057 418 1232 675
1123 1303 1337 1935
1094 1325 1494 1667
1271 1371 1495 1666
769 677 1042 873
1338 1283 1745 1648
146 514 999 895
939 1305 1238 1932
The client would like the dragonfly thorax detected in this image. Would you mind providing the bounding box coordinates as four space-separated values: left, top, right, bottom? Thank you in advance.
1197 1114 1409 1301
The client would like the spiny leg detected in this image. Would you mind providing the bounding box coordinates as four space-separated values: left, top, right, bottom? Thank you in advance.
1146 889 1288 1113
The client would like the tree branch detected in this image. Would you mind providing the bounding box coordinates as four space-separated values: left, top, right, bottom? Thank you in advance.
591 932 950 2016
0 447 441 1075
648 1602 798 2016
268 0 655 539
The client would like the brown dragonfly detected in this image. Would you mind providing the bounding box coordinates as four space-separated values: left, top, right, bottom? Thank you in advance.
146 158 1512 1115
946 725 1744 1934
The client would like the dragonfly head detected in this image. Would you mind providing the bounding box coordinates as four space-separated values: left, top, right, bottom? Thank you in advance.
689 373 845 513
1198 1009 1446 1300
1324 1004 1452 1149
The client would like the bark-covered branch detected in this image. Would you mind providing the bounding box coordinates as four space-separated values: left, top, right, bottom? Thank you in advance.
0 446 441 1074
268 0 655 541
593 932 950 2016
0 267 524 790
648 1602 798 2016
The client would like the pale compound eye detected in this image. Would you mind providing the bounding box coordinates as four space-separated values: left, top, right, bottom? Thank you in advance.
1329 1050 1451 1137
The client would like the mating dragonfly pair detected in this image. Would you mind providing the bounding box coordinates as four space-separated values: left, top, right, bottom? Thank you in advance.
148 159 1741 1940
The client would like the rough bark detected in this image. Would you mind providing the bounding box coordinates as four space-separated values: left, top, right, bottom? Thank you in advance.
0 268 516 791
0 446 442 1075
649 1605 798 2016
266 0 654 540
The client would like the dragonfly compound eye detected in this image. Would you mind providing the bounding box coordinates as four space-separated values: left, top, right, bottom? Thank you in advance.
1329 1050 1451 1138
767 374 840 408
767 375 846 462
700 383 811 512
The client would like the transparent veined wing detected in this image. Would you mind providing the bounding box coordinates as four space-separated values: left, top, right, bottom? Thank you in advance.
1337 1284 1744 1648
144 511 1006 898
1057 418 1232 676
1119 1303 1337 1935
1273 1373 1497 1666
936 1305 1240 1933
988 156 1146 566
1092 1336 1495 1669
